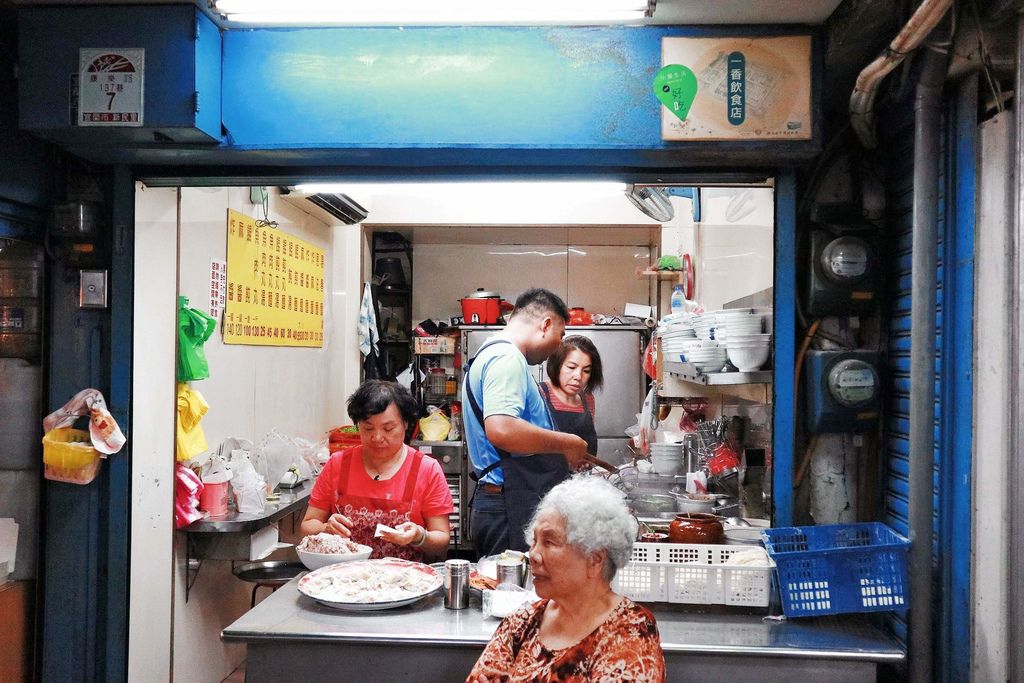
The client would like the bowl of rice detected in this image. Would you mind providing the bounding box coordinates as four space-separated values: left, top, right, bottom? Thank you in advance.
296 532 372 570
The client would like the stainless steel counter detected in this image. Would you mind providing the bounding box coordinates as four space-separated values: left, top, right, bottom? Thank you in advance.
184 480 314 534
223 577 904 682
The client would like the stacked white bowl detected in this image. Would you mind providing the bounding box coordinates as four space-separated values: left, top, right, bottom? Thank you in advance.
725 333 772 371
691 313 716 340
713 308 764 342
649 442 684 476
658 314 698 358
678 339 728 373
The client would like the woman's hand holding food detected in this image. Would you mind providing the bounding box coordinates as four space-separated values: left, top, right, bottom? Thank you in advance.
384 521 425 547
324 512 354 537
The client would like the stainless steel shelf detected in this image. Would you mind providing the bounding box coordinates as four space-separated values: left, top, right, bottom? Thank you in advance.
664 360 772 386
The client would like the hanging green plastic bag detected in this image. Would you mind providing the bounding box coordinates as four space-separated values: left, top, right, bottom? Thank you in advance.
177 296 217 382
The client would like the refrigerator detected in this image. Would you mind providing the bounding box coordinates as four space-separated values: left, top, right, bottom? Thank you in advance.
462 325 649 463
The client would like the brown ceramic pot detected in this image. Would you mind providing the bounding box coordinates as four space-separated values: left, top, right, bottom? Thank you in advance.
668 513 724 544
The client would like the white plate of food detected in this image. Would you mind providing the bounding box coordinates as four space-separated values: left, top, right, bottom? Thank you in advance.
297 558 442 611
295 533 372 570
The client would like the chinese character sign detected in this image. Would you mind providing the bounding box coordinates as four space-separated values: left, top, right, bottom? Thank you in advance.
223 210 325 347
78 48 144 127
659 36 811 141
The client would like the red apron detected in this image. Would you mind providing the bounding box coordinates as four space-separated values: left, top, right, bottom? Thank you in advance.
332 448 425 562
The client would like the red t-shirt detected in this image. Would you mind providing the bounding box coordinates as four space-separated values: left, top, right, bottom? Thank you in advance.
308 446 454 525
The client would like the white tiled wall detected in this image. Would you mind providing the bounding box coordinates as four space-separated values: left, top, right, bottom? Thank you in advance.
412 243 652 322
660 187 775 313
131 185 362 683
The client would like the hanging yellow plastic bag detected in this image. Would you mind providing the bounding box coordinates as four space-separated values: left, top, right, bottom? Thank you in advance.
418 407 451 442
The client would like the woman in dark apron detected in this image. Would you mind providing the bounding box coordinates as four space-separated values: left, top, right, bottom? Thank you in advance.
539 335 603 456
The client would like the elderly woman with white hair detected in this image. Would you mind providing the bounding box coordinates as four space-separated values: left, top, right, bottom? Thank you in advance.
467 476 665 682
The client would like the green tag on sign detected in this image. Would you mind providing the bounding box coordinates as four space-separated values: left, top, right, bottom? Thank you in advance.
653 64 698 122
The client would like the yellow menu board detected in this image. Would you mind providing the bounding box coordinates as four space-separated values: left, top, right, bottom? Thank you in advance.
223 209 325 347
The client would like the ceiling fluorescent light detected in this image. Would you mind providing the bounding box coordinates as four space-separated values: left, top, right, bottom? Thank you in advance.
214 0 654 24
292 181 628 197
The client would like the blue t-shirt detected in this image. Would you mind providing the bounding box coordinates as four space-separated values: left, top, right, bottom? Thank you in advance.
463 338 554 486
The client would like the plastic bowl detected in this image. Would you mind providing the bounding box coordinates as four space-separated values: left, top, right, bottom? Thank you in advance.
296 543 373 570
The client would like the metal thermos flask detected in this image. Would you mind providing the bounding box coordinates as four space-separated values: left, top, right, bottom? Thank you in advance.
444 559 470 609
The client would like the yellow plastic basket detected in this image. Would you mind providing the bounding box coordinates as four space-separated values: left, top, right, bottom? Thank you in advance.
42 428 101 484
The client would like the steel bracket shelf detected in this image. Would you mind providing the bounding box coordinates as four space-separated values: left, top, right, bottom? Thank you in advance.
664 360 772 386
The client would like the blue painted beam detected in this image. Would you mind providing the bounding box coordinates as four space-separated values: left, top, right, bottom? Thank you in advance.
939 74 975 683
18 8 821 168
772 170 796 527
222 26 820 154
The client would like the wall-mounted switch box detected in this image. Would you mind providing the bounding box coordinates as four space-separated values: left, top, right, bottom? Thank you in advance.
79 269 108 308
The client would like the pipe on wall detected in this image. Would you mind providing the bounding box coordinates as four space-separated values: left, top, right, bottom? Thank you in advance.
849 0 952 149
908 47 948 683
1009 14 1024 683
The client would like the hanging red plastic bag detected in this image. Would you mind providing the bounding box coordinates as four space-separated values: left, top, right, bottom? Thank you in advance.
175 463 205 528
643 336 658 380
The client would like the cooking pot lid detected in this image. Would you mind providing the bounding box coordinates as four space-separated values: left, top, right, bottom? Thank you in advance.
464 288 501 299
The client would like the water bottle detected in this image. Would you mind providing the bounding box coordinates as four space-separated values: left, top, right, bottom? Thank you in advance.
670 284 686 315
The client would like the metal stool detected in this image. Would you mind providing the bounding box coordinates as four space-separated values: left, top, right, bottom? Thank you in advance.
232 560 306 608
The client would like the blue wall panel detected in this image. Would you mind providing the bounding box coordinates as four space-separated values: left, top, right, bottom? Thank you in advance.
18 5 220 143
878 72 974 682
223 27 661 148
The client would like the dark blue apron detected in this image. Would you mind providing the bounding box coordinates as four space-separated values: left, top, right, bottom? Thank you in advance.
539 382 599 456
465 340 570 553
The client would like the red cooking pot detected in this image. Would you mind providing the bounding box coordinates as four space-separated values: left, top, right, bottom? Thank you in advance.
460 289 504 324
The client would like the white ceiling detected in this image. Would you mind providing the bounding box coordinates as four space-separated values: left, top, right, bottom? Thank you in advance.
12 0 846 26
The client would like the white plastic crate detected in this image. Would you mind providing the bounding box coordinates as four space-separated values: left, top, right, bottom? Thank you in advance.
613 542 774 608
612 542 668 601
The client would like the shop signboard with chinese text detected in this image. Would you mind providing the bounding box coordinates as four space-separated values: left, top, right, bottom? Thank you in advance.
223 210 324 347
659 36 811 141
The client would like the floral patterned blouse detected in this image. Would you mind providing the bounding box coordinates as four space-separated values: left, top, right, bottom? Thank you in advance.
467 597 665 683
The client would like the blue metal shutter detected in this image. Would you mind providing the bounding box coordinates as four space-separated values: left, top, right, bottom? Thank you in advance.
879 77 974 681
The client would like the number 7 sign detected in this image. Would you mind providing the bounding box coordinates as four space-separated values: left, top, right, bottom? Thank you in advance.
78 48 144 127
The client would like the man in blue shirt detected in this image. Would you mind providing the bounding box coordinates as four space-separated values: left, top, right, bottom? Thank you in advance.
463 288 588 555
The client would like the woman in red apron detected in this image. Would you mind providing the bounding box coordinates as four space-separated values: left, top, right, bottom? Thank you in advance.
301 381 454 561
539 336 603 456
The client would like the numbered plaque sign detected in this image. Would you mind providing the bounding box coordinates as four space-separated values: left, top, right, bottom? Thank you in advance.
78 48 144 127
659 36 811 141
223 210 325 348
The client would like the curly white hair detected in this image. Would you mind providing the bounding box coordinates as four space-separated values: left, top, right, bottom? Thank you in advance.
525 474 637 582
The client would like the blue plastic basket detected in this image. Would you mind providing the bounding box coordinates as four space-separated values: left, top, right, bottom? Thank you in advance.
760 522 911 617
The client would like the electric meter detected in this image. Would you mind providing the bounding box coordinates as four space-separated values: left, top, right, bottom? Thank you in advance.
805 350 881 433
827 358 879 407
820 236 871 284
804 229 879 316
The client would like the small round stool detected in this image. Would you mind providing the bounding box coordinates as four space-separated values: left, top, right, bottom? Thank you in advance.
232 560 306 608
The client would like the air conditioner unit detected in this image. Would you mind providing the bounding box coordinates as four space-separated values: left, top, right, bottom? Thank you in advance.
279 189 369 225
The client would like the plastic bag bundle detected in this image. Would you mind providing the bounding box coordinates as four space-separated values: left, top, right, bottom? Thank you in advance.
418 406 451 442
228 448 267 514
177 295 217 382
255 429 301 491
175 464 205 528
